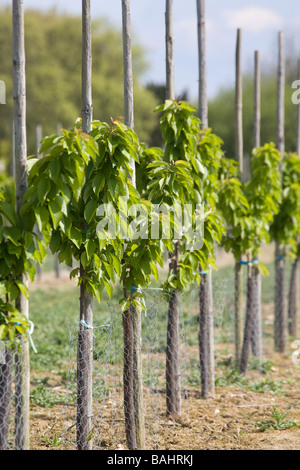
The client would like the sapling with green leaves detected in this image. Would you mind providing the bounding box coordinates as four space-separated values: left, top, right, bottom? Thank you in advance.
219 143 282 372
144 99 224 408
270 153 300 350
0 181 46 450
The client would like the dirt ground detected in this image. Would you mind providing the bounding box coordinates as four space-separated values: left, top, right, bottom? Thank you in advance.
26 246 300 451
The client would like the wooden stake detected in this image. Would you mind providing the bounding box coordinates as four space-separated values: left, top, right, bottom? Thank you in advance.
121 0 144 450
13 0 30 450
251 51 263 362
77 0 93 450
165 0 175 101
196 0 215 399
274 31 286 353
235 28 243 180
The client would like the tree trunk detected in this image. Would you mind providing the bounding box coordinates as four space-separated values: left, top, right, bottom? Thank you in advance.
76 327 93 450
132 303 145 449
234 261 243 365
0 347 13 450
122 301 137 450
199 271 209 398
240 263 255 374
274 245 286 352
288 258 298 338
76 0 94 451
13 0 30 450
166 282 181 415
250 261 262 360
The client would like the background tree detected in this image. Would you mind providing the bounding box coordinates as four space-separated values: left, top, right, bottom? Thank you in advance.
0 7 160 171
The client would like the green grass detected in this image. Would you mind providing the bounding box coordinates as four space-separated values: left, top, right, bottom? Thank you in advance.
28 257 294 381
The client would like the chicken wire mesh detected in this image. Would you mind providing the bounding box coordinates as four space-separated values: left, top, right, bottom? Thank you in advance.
0 338 30 450
1 260 292 450
59 288 190 450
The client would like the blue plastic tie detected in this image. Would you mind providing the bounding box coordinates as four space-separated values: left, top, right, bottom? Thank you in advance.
239 260 248 265
130 285 136 291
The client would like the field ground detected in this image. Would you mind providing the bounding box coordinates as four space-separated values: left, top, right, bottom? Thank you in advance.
11 246 300 450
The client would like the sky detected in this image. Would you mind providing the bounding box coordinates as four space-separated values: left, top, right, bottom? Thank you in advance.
1 0 300 101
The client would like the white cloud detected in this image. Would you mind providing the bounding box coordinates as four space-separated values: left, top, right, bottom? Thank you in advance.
225 7 283 33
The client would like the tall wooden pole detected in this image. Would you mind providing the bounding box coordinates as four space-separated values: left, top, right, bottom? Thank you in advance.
13 0 30 450
165 0 175 101
234 28 244 366
77 0 93 451
251 50 263 362
164 0 182 417
274 31 286 353
287 59 300 338
196 0 215 399
122 0 144 450
235 28 243 179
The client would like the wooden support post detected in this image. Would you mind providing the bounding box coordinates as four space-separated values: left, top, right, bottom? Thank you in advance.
121 0 145 450
196 0 215 399
77 0 93 451
234 28 244 366
274 31 286 353
12 0 30 450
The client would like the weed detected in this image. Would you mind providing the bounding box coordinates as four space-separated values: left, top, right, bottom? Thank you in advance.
255 407 300 432
30 384 65 408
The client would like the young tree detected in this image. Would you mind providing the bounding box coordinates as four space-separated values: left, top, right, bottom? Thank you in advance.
270 153 300 348
146 100 224 407
219 143 282 372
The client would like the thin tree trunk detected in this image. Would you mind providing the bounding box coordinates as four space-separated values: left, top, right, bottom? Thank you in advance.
250 259 262 359
77 0 93 451
288 258 298 337
13 0 30 450
121 0 144 449
166 245 181 415
234 261 243 365
275 245 286 352
132 302 145 449
240 261 255 374
199 271 209 398
0 347 13 450
122 298 137 450
197 0 215 398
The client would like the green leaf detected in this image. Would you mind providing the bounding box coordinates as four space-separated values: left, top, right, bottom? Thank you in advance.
85 239 97 261
37 176 51 203
84 199 97 224
49 200 63 229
